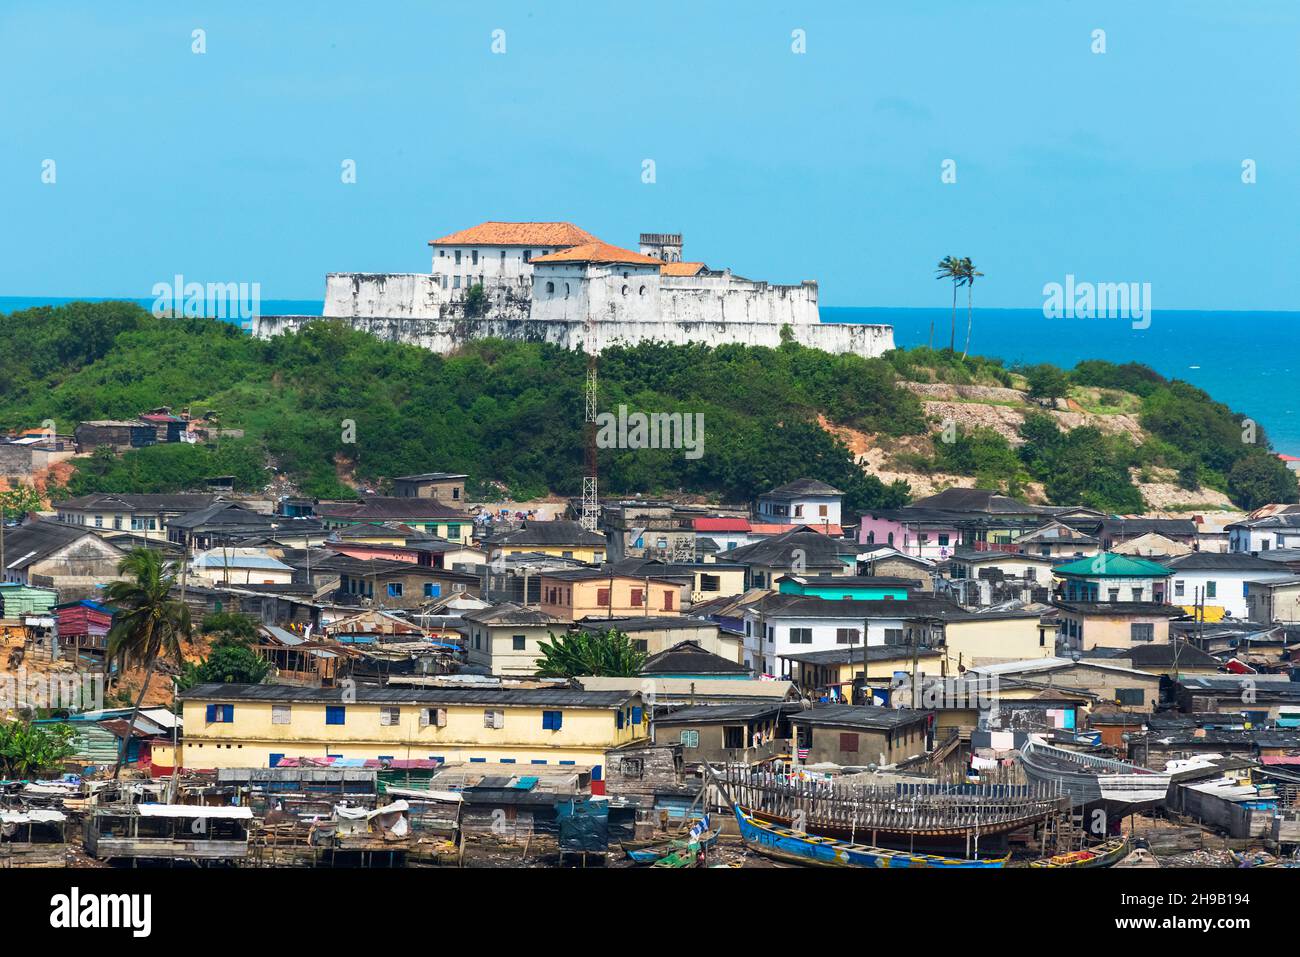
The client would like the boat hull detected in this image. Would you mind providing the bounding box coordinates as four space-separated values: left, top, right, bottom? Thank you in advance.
1029 837 1130 869
733 806 1007 869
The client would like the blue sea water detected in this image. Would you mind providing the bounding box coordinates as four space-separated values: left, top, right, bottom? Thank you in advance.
824 306 1300 454
3 297 1296 452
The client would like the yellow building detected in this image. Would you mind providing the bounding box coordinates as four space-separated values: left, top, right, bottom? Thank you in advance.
178 683 645 773
923 610 1054 674
484 520 607 564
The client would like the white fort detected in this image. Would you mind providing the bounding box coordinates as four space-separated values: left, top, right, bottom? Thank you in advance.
251 222 894 357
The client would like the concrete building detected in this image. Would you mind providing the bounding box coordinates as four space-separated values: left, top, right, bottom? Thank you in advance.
788 705 934 767
55 493 221 541
1163 552 1294 620
390 472 468 505
252 221 895 360
755 478 844 527
0 520 124 596
461 603 565 676
177 683 647 771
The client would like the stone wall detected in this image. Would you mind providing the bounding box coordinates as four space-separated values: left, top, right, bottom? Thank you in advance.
252 313 895 358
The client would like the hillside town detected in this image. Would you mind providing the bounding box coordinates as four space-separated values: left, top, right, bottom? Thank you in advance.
3 459 1300 870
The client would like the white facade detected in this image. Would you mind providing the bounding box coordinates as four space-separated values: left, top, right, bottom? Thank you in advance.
1228 523 1300 553
1169 568 1293 619
742 608 917 677
296 223 895 360
757 494 842 527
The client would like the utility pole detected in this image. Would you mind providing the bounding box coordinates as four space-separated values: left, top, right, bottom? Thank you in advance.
860 616 870 706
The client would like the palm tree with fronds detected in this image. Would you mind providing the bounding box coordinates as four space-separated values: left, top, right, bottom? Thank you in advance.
535 628 646 677
959 257 984 359
103 548 191 781
935 256 966 352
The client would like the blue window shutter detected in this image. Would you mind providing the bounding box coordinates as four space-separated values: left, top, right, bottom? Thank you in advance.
501 758 516 764
541 711 551 730
269 753 284 768
559 760 576 766
553 711 562 730
223 704 234 722
469 757 486 763
592 765 603 781
206 704 216 722
616 710 624 729
531 759 547 765
632 706 643 725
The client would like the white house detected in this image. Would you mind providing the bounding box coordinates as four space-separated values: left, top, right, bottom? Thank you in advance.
429 221 599 292
1227 513 1300 553
755 479 844 527
1164 552 1296 619
740 593 963 678
190 547 295 586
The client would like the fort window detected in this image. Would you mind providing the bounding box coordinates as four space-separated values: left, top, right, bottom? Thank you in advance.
471 250 479 265
546 281 555 293
639 285 646 296
564 283 570 297
455 250 462 264
621 285 628 296
523 250 531 262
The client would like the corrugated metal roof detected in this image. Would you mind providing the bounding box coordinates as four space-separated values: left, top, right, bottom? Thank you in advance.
179 682 637 708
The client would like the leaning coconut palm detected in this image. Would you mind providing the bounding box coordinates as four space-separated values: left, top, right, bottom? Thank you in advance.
935 256 966 352
960 257 984 359
103 548 190 781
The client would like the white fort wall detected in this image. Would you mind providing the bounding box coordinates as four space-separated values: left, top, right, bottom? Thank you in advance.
251 313 895 358
324 269 823 327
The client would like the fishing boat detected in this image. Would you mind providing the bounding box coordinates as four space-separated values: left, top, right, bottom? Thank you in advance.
732 804 1008 868
624 826 720 864
651 843 701 868
1114 847 1161 868
1019 739 1170 814
1029 836 1129 869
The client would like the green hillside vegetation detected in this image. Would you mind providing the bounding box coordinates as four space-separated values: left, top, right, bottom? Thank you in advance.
1 302 1293 514
889 348 1298 511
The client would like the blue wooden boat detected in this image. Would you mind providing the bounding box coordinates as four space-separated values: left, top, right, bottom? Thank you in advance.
732 805 1008 869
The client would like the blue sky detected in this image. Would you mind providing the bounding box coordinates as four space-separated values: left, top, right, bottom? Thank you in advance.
1 1 1295 309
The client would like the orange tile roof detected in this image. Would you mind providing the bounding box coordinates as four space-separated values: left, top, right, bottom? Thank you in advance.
428 222 600 247
660 261 707 277
531 241 664 267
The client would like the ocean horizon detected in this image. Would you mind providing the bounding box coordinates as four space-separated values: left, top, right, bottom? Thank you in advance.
4 296 1297 453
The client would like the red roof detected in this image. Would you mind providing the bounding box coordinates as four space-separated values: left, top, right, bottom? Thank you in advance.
428 222 599 248
694 517 751 533
750 522 843 536
531 241 663 267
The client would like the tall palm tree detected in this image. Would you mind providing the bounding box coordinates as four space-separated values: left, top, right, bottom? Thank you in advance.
103 548 191 781
935 256 965 352
959 258 984 359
